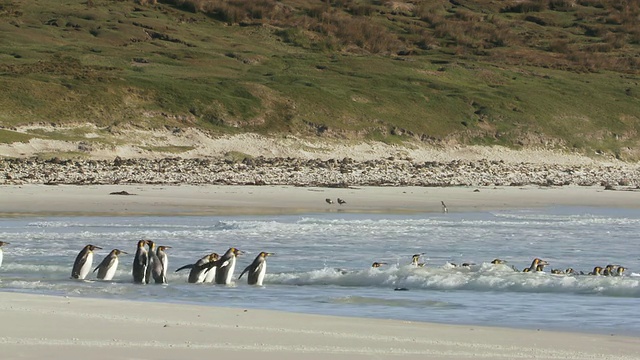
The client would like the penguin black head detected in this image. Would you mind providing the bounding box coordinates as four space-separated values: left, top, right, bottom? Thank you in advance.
491 259 506 264
137 239 149 247
617 266 626 275
87 244 102 251
113 249 127 256
231 248 243 256
0 241 9 246
260 252 273 258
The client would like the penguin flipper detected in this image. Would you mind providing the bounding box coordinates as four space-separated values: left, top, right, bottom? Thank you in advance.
175 264 194 272
238 265 251 280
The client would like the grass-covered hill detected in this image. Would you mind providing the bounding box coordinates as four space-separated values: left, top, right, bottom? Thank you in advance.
1 0 639 158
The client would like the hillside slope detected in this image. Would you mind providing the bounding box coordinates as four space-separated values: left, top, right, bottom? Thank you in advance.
0 0 639 159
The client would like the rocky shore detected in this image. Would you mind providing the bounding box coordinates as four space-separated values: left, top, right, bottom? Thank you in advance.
2 156 639 187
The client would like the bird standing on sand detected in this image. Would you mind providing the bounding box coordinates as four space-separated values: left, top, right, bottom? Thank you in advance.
71 244 102 280
441 201 448 213
325 198 334 204
337 198 346 205
0 241 9 268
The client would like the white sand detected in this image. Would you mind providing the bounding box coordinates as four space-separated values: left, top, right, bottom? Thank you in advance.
1 292 639 360
2 184 640 217
2 185 640 359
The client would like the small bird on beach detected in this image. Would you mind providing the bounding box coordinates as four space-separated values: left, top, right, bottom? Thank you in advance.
0 241 9 268
71 244 102 280
441 201 448 213
325 198 334 204
337 198 346 205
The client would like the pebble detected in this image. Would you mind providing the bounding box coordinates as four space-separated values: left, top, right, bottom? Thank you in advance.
0 156 639 187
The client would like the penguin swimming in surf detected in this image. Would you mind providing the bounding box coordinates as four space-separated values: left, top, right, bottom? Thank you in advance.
94 249 127 281
71 244 102 280
215 247 243 285
0 241 9 268
175 253 219 283
239 252 273 286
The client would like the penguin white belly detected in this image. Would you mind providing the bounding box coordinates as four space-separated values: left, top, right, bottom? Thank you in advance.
160 255 168 280
203 267 216 283
224 258 236 285
256 263 266 286
102 258 118 281
78 252 94 280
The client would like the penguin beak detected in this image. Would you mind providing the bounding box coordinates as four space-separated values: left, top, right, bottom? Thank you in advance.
94 246 103 250
121 251 128 255
539 260 549 266
234 249 244 256
165 246 172 249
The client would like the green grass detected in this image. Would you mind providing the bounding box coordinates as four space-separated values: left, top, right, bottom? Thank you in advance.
0 0 639 159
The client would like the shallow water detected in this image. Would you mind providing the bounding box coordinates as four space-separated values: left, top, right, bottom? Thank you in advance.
0 207 639 335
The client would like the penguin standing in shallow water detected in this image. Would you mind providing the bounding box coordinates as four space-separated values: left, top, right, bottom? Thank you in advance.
71 244 102 280
0 241 9 268
132 240 149 284
156 245 171 283
239 252 273 286
93 249 127 281
215 247 243 285
175 253 219 283
146 241 166 284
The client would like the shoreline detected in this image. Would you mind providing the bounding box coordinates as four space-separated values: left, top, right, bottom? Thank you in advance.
2 184 640 217
1 291 639 360
0 292 640 360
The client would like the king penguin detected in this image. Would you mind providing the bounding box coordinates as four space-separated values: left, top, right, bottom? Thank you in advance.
146 240 166 284
132 239 149 284
239 252 273 286
71 244 102 280
215 247 243 285
94 249 127 281
0 241 9 269
156 245 171 283
175 253 219 283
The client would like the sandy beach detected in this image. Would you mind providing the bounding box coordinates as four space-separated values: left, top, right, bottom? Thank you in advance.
2 183 640 217
1 291 639 360
2 184 640 359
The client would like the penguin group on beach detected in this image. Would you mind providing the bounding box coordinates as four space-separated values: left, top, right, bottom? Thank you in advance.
64 240 273 286
0 241 630 290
